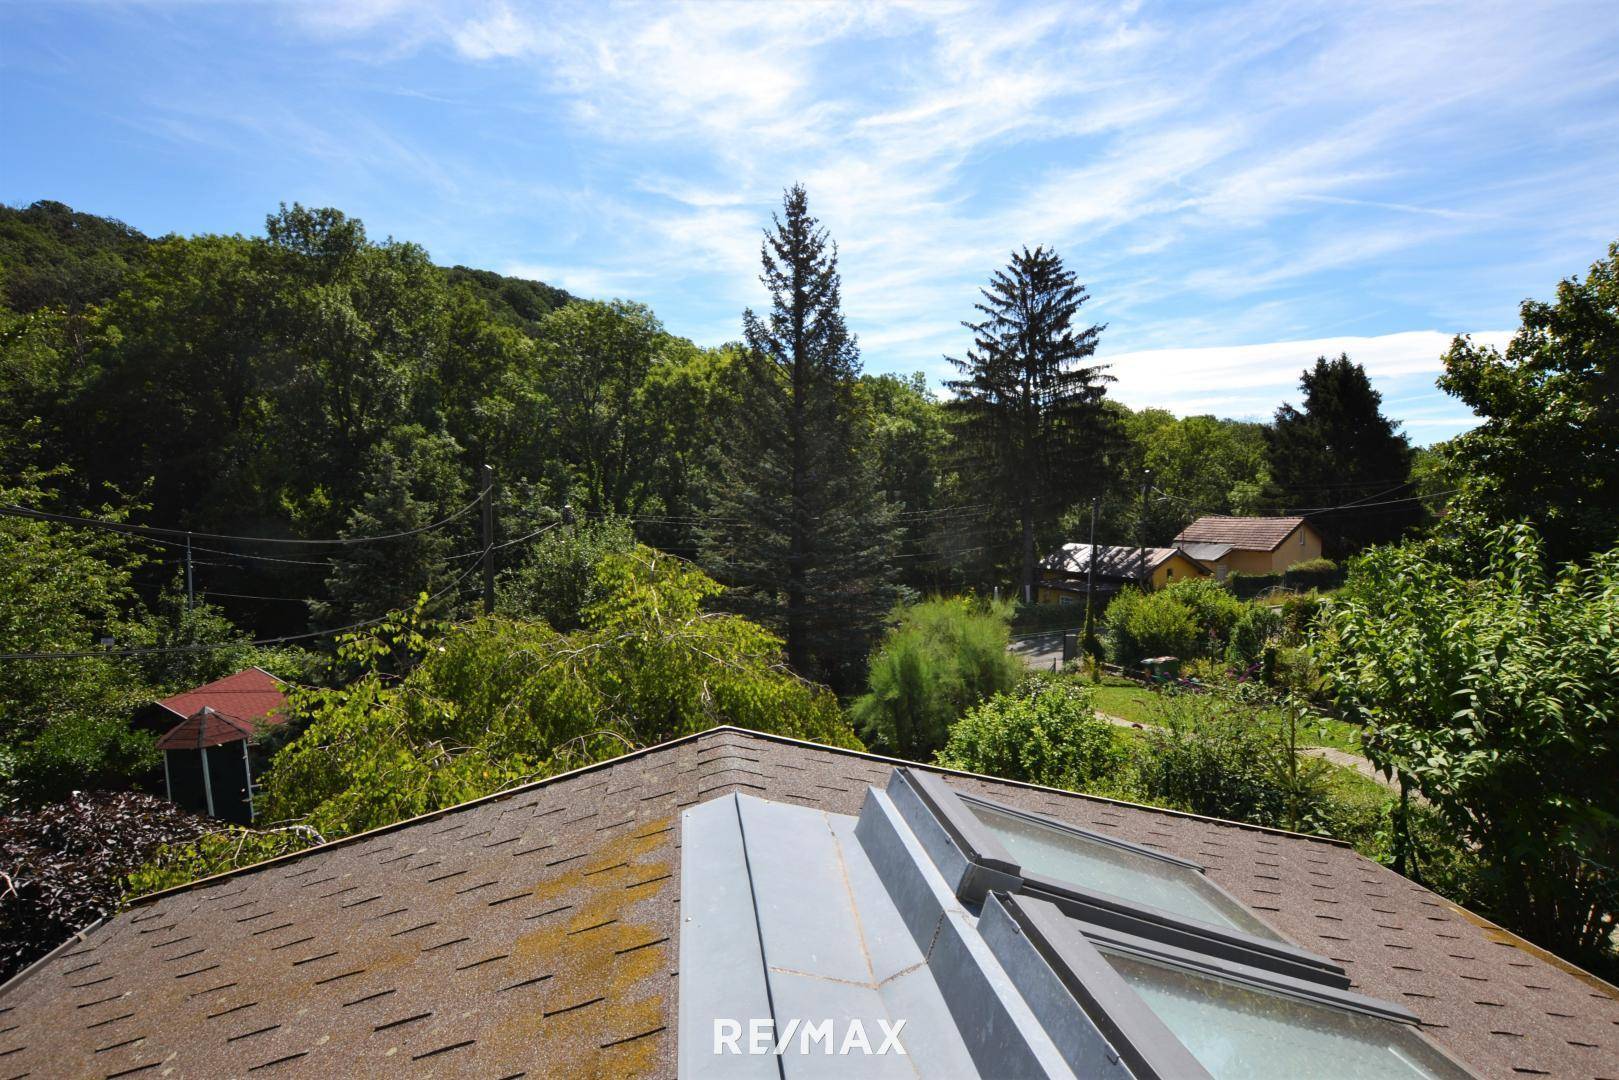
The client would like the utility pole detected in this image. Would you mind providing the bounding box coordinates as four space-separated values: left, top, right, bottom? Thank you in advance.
481 463 497 615
1137 470 1152 588
1084 496 1098 633
184 532 194 613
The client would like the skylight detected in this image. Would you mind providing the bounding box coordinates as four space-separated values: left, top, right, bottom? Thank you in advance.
965 798 1281 941
1103 949 1468 1080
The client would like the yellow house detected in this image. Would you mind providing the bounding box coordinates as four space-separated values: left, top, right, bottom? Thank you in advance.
1172 516 1323 580
1036 543 1210 603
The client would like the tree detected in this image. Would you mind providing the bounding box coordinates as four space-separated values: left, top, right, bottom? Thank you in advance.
496 515 636 631
855 373 954 591
701 185 901 687
537 299 669 518
261 549 861 839
1436 241 1619 564
947 246 1112 601
1315 525 1619 967
312 426 473 628
0 470 158 805
850 596 1021 760
1265 355 1415 555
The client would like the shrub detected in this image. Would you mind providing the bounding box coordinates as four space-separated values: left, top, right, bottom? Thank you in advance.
0 792 204 980
852 597 1021 760
1103 588 1199 668
1286 557 1337 574
1226 603 1277 669
1161 579 1245 655
3 712 158 807
1133 693 1295 829
127 826 323 897
936 676 1128 792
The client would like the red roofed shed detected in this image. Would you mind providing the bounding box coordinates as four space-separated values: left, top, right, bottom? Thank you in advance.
148 668 288 825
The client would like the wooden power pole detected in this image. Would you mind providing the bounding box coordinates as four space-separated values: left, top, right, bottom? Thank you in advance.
481 463 497 615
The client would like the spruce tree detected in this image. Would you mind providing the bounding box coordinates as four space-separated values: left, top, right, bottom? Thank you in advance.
1265 355 1415 555
946 246 1112 602
702 185 901 688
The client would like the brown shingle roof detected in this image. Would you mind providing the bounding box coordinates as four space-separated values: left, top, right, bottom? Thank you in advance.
1174 515 1310 551
1 727 1614 1078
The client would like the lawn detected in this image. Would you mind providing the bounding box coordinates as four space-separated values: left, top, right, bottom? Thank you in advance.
1088 677 1362 754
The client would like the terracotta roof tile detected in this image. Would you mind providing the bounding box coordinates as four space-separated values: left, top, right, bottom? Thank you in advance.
1 727 1614 1078
1174 515 1310 551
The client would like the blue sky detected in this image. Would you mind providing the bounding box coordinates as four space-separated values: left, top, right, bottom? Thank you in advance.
5 1 1617 442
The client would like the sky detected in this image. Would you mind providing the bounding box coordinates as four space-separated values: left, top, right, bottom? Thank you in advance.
4 1 1618 443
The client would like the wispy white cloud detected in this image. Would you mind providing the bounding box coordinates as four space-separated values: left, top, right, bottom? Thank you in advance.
77 0 1617 438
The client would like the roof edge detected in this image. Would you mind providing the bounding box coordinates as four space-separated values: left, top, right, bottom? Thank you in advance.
129 724 1360 910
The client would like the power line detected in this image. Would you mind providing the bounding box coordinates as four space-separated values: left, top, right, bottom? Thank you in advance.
0 553 487 662
0 487 489 547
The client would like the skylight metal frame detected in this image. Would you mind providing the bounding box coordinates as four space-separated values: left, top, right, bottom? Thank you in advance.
896 768 1348 988
992 892 1478 1080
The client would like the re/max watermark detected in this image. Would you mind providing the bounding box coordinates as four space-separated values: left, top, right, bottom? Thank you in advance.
712 1018 907 1056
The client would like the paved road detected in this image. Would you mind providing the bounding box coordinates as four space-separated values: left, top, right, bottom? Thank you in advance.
1009 631 1067 672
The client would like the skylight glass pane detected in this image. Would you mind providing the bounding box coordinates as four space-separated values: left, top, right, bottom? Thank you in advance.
966 802 1281 940
1105 952 1467 1080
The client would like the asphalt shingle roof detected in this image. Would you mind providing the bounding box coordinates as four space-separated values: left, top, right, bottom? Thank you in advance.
2 727 1615 1078
154 668 287 730
1174 515 1310 552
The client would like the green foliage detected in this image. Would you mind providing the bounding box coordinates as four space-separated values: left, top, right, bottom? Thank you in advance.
1226 603 1277 668
1103 588 1198 668
0 470 157 805
850 597 1020 760
701 186 902 688
497 516 637 630
1316 524 1619 965
255 549 859 841
1265 355 1417 554
127 826 323 898
1134 691 1289 824
936 675 1127 791
1436 240 1619 564
947 246 1113 598
1160 578 1244 655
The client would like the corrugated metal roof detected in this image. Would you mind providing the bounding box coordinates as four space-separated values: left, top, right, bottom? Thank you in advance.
1042 543 1203 580
1173 516 1309 552
1175 541 1236 563
1 727 1614 1077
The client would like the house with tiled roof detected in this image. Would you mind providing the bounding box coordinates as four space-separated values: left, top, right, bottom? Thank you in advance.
135 667 289 825
2 726 1615 1077
1174 515 1324 580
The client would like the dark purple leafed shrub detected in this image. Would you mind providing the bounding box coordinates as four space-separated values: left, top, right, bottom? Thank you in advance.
0 792 205 980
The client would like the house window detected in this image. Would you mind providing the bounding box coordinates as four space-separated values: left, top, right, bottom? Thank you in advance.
889 768 1472 1079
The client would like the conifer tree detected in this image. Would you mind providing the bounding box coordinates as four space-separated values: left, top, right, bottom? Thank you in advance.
1265 355 1415 554
702 186 901 688
947 246 1112 601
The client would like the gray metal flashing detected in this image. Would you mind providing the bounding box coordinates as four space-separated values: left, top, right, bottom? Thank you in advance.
886 769 1020 904
998 892 1213 1080
677 795 778 1079
975 895 1139 1080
